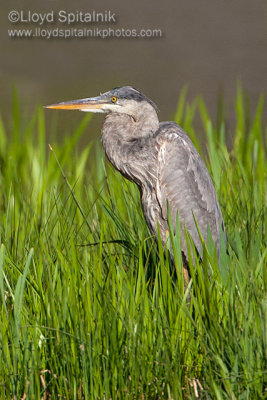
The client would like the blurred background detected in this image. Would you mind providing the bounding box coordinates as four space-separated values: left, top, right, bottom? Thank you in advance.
1 0 267 140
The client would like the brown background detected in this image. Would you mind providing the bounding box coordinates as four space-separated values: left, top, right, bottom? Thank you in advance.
1 0 267 140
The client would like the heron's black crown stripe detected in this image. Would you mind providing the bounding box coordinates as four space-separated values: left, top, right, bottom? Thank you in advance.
106 86 158 111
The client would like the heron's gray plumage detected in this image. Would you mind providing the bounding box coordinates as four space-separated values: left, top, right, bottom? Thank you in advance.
46 86 226 266
154 122 224 258
100 88 225 261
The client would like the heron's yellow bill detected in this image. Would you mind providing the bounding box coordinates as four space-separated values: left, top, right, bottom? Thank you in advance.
45 96 106 112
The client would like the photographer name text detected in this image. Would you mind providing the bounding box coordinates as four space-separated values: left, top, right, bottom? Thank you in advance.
8 10 116 25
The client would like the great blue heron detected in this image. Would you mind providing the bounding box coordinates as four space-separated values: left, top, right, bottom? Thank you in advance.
46 86 225 281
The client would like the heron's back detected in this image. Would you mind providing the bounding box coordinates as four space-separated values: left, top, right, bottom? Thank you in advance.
143 122 225 260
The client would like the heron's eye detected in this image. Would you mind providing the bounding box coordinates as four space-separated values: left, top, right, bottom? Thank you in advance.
111 96 117 103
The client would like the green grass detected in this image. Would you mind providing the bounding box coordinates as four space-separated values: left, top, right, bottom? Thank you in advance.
0 87 266 399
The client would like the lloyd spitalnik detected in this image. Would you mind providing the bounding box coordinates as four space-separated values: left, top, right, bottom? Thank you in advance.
17 10 116 25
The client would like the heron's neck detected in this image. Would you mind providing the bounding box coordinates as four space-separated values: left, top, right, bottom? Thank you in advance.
101 107 159 172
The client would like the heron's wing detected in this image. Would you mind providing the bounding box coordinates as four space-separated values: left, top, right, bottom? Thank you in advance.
155 122 224 257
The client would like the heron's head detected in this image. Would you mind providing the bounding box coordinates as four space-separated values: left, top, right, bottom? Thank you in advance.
45 86 158 121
